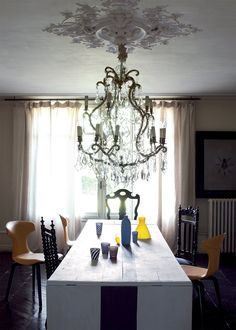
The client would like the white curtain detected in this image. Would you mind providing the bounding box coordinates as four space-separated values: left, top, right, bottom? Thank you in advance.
12 101 82 251
155 101 196 250
12 102 29 219
133 101 195 250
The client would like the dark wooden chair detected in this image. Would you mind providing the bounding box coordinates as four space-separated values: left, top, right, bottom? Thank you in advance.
106 189 140 220
176 205 199 265
40 217 61 279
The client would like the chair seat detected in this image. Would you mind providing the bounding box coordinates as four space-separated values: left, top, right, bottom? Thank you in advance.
67 239 75 247
13 252 45 265
182 265 207 280
176 257 193 265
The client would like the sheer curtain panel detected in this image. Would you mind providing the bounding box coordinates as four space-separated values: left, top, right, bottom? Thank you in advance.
155 101 196 250
13 101 81 251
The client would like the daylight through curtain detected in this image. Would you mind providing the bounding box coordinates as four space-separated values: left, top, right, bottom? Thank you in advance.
13 101 82 251
155 101 196 250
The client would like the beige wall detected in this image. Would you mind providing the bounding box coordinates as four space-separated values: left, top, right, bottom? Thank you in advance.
195 98 236 243
0 102 14 249
0 98 235 250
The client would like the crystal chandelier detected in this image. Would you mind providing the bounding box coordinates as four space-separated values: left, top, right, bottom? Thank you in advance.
44 0 199 185
76 44 167 184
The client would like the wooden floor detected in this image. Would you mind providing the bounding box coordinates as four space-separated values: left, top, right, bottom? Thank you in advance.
0 252 235 330
0 252 47 330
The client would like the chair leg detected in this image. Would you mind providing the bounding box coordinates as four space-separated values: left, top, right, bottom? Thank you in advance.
35 263 42 311
193 280 205 330
32 264 36 296
5 262 17 301
210 275 223 312
211 275 231 329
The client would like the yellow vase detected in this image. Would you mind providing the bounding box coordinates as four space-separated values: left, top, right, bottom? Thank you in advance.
136 216 151 240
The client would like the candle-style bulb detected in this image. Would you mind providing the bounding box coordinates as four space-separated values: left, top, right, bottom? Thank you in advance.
95 123 100 142
150 126 156 144
77 125 82 142
150 99 153 114
85 96 88 111
145 96 149 112
95 124 100 134
159 127 166 144
107 92 112 108
114 125 120 143
160 128 166 138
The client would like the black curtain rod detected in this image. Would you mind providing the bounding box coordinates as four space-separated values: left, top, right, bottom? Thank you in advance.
4 97 200 101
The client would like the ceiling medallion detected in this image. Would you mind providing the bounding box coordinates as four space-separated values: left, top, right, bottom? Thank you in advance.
44 0 199 53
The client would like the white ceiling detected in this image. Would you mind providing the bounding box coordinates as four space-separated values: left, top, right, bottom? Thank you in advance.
1 0 236 97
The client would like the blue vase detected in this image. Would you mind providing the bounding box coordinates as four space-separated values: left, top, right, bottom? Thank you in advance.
121 215 131 246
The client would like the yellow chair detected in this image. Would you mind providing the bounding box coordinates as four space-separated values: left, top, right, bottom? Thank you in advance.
59 214 76 249
182 234 225 327
5 221 45 310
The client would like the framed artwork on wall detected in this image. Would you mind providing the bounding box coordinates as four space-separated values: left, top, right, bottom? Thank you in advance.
196 131 236 198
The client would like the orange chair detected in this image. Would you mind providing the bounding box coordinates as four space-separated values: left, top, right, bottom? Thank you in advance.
5 221 45 310
59 214 76 249
182 234 225 327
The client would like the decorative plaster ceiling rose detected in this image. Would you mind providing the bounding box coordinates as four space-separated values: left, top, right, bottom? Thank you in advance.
44 0 199 53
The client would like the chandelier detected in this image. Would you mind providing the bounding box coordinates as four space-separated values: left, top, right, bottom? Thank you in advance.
76 43 167 184
44 0 199 185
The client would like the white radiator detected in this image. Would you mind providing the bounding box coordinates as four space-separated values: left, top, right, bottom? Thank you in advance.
208 199 236 253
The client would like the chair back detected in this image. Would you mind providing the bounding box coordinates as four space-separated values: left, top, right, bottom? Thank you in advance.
6 221 35 258
59 214 70 246
40 218 59 279
203 234 225 277
106 189 140 220
176 205 199 265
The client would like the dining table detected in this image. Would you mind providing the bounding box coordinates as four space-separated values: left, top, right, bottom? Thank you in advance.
47 219 192 330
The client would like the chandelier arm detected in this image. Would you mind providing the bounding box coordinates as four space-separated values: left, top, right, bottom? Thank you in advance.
105 66 119 81
128 85 146 116
149 144 167 156
78 144 101 157
125 69 139 78
91 142 120 157
128 87 149 140
78 143 119 164
119 145 167 169
107 94 118 139
86 100 107 131
85 146 122 167
135 143 167 160
83 110 96 130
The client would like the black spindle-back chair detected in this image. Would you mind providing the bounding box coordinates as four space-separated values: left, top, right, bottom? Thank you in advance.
176 205 199 265
40 217 60 279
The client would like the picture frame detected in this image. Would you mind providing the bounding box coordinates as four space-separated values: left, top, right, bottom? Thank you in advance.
196 131 236 198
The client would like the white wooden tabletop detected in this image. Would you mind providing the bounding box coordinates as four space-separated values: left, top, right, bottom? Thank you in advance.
48 220 191 286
